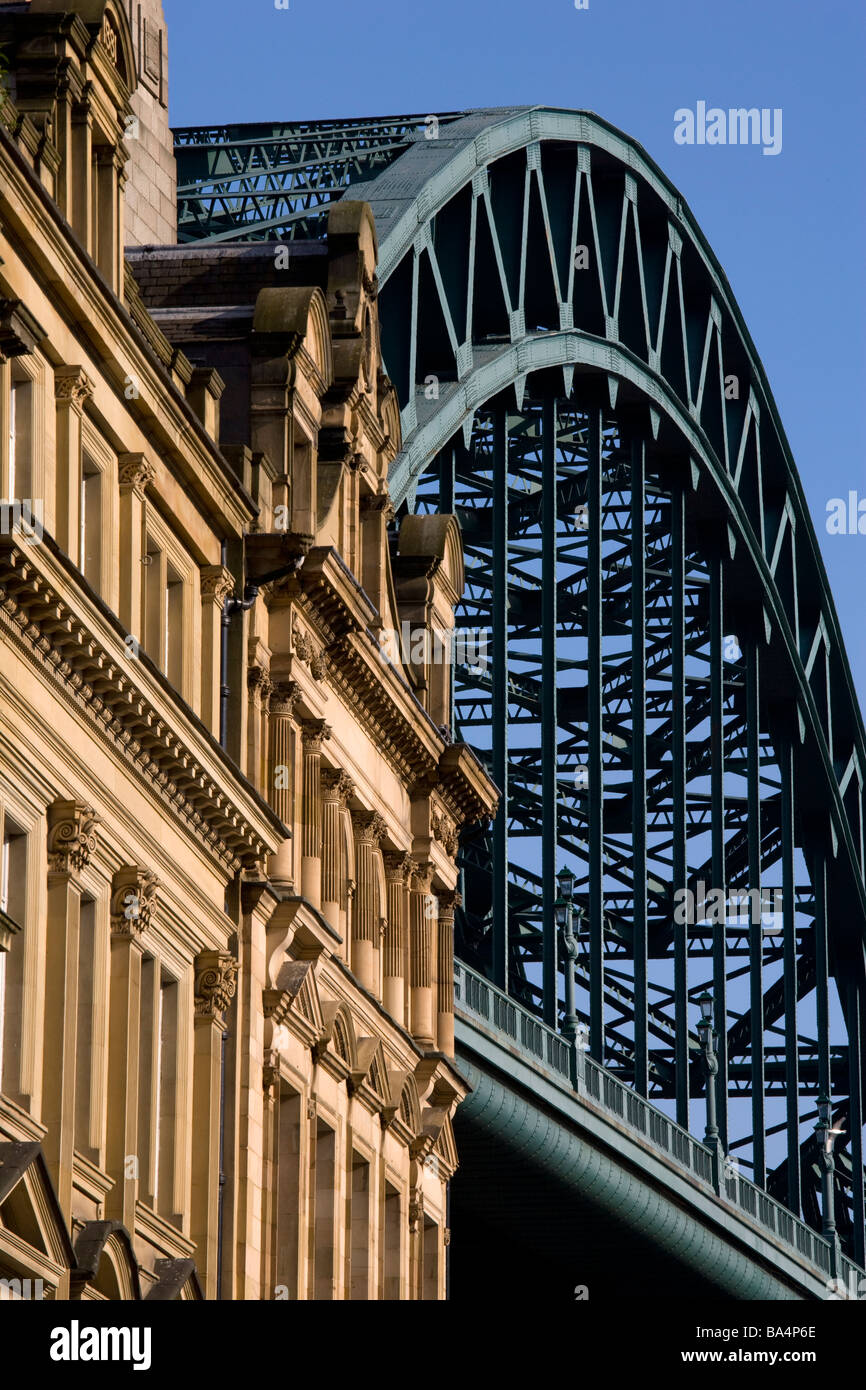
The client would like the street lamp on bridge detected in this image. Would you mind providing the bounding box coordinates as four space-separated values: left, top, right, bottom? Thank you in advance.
815 1094 844 1279
696 991 724 1192
555 866 579 1044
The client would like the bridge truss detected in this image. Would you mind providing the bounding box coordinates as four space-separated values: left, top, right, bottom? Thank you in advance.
175 107 866 1270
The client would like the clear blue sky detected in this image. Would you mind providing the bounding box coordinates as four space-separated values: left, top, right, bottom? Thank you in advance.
165 0 866 706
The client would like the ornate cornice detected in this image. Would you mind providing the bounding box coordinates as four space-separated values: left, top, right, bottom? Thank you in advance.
0 298 45 360
291 617 328 681
431 804 460 857
110 865 159 937
194 950 239 1020
47 798 100 877
0 541 276 873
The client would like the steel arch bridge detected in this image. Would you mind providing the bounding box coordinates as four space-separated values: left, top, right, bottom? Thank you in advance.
175 107 866 1277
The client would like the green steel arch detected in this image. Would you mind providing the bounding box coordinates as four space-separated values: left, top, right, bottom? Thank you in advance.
174 107 866 1270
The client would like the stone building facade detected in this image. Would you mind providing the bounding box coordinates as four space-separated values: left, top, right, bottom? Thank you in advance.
0 0 496 1300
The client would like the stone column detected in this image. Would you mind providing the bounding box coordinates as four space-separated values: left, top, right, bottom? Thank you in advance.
54 367 94 562
42 800 99 1219
435 890 460 1056
267 682 299 887
382 851 413 1027
300 720 330 907
222 880 277 1301
199 565 233 737
118 455 154 639
321 770 354 948
93 144 122 291
70 95 93 249
191 949 238 1301
408 861 436 1050
351 812 386 997
105 864 158 1230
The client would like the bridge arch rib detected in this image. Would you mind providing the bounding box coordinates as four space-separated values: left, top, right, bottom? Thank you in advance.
172 103 866 1280
347 107 866 1264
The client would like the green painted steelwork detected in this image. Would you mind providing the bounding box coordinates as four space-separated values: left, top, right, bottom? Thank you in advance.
174 105 866 1270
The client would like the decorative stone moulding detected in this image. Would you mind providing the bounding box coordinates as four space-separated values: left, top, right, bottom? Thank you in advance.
0 539 274 873
194 950 239 1020
47 799 100 876
110 865 159 937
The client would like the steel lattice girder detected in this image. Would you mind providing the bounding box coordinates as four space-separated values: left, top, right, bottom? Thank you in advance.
173 106 866 1266
173 113 464 243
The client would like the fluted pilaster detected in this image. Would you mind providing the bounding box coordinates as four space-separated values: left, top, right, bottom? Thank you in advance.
267 682 299 887
435 889 460 1056
321 768 354 946
300 719 330 906
409 860 436 1049
383 850 413 1027
350 810 386 996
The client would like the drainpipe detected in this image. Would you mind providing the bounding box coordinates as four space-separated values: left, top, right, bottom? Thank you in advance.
219 539 258 750
216 1026 228 1298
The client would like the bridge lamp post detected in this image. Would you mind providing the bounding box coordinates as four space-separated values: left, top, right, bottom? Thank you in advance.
696 991 723 1192
815 1094 844 1279
555 868 579 1041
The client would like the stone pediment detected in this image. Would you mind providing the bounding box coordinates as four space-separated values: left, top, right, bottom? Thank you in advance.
0 1141 75 1276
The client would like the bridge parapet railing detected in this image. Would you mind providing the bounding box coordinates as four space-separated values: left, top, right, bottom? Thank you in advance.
455 960 857 1291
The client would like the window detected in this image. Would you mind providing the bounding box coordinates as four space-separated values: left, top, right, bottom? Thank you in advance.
79 454 102 589
155 969 177 1217
8 367 32 502
165 560 183 688
313 1121 336 1300
138 959 178 1218
349 1151 370 1300
141 526 191 697
383 1182 401 1300
74 897 97 1154
0 815 26 1095
422 1215 440 1300
276 1087 302 1298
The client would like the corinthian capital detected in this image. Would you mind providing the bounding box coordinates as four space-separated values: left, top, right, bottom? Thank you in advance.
54 365 94 409
194 950 239 1020
110 865 159 937
321 767 355 806
383 849 414 883
47 799 100 877
300 719 331 753
351 809 386 845
118 453 156 499
200 565 235 607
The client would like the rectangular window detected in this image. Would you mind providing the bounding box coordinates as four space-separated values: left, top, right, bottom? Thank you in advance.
349 1151 370 1300
313 1121 336 1300
156 969 178 1219
165 561 183 688
276 1088 302 1298
8 368 33 502
141 529 189 696
137 960 178 1216
79 455 102 590
0 815 27 1095
383 1183 401 1300
422 1216 440 1301
74 897 97 1154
